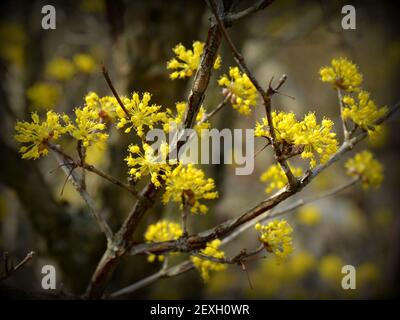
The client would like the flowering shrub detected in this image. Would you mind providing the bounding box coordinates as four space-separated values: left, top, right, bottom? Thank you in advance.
10 3 396 299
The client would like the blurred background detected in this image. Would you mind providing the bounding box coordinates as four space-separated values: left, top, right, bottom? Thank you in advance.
0 0 399 299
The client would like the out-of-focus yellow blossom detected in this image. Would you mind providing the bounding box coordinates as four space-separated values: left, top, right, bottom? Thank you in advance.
255 220 293 260
373 208 393 227
318 254 343 286
144 220 183 263
27 82 61 110
294 113 338 168
345 150 383 189
368 124 388 148
191 239 227 282
255 111 338 167
80 0 105 12
248 251 315 298
297 205 321 226
85 141 108 167
64 104 108 148
167 41 221 79
116 92 168 137
218 67 258 115
319 57 363 92
342 91 387 136
288 251 316 279
163 164 218 214
84 92 118 121
357 262 380 286
260 163 303 194
14 111 66 159
45 58 76 81
73 53 97 73
125 143 171 187
164 102 210 134
0 22 25 67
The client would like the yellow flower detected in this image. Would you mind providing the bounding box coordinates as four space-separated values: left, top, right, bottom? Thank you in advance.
255 111 298 142
163 164 218 214
45 57 76 81
14 111 66 159
318 254 343 286
260 163 303 194
255 111 338 167
144 219 183 263
368 124 388 148
64 102 108 148
164 101 210 134
125 143 172 188
342 90 387 136
115 92 168 137
84 92 118 121
218 67 258 115
297 205 321 226
27 82 61 110
167 41 221 79
191 239 227 282
73 53 97 73
345 150 383 189
255 220 293 261
319 57 363 92
294 113 338 168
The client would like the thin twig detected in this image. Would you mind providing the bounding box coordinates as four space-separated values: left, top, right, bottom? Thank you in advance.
224 0 275 25
337 89 350 140
51 145 113 241
207 0 297 188
0 251 35 281
102 65 130 118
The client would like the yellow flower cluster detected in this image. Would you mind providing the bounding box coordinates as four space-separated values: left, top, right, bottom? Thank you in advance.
84 92 118 121
167 41 221 79
319 57 363 92
255 220 293 261
345 150 383 189
125 143 171 187
73 53 97 73
46 57 76 81
162 164 218 214
64 105 108 148
342 91 387 136
255 111 338 167
218 67 258 115
191 239 227 282
14 111 66 159
116 92 168 137
144 219 183 263
164 102 210 134
27 82 61 110
297 205 321 226
260 163 303 194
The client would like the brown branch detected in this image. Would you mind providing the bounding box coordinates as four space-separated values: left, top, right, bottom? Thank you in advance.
224 0 274 25
0 251 35 281
86 17 224 299
207 0 297 188
101 65 130 118
128 100 400 257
